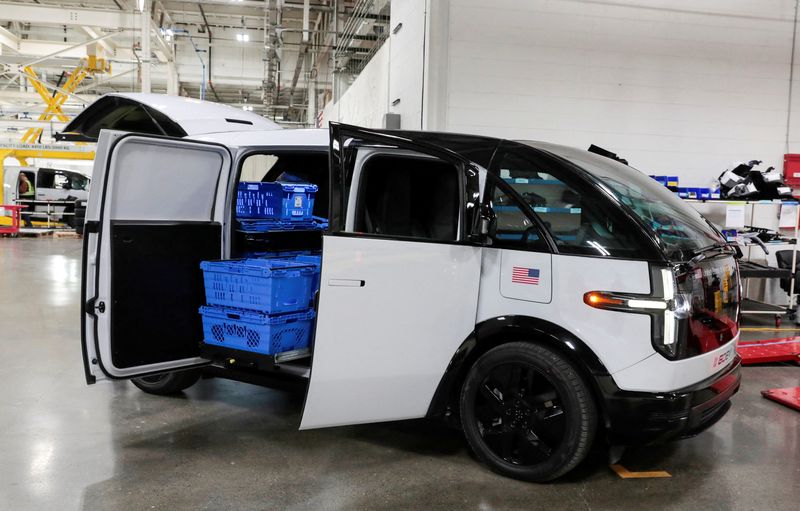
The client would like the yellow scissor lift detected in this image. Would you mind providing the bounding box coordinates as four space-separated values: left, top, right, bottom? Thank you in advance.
0 55 108 228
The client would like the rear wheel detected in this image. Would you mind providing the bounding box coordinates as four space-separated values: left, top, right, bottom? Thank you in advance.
131 369 202 396
460 342 597 482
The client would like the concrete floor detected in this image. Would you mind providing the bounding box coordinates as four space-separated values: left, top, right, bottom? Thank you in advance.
1 238 799 511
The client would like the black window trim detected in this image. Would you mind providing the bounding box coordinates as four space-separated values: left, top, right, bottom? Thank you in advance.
482 172 555 254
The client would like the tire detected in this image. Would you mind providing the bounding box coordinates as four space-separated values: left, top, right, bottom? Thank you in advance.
131 369 202 396
459 342 597 482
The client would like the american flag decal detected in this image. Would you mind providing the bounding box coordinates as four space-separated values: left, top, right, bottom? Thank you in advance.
512 267 540 285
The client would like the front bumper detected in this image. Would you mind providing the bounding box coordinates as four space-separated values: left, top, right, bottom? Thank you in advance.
597 355 742 445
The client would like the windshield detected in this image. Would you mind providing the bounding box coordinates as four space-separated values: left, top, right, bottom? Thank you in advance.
522 141 725 260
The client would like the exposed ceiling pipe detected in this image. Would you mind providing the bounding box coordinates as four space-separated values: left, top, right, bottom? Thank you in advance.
198 3 222 102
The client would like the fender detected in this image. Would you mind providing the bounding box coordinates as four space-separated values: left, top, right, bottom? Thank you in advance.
426 315 611 426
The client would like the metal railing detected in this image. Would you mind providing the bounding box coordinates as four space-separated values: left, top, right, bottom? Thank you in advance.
11 198 82 230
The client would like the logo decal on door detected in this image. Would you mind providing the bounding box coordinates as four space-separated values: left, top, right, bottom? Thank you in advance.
512 267 540 285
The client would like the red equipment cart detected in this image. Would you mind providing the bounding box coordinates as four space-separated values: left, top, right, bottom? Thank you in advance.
0 204 27 236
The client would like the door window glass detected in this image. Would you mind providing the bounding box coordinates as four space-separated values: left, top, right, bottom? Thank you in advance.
351 153 460 241
489 184 549 251
494 146 655 259
68 173 90 191
53 172 70 190
36 169 54 188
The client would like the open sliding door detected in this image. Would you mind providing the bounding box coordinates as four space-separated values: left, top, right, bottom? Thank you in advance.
300 124 485 428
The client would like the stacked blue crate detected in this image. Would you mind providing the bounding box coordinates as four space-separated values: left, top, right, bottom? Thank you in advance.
199 258 319 356
236 181 327 233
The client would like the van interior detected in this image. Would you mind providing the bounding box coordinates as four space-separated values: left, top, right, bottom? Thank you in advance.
205 148 463 378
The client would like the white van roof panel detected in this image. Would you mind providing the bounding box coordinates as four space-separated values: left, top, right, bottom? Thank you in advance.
109 93 282 134
190 128 328 148
57 93 282 142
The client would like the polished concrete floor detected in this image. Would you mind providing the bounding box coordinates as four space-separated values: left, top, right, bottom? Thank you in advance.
1 238 799 510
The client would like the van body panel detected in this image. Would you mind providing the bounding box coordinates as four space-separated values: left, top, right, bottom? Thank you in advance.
608 334 739 392
477 251 655 374
299 235 483 429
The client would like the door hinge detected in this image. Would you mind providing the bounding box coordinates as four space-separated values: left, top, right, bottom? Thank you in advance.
95 301 105 313
85 220 100 233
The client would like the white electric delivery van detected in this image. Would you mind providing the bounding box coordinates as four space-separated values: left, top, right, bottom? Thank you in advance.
74 95 741 482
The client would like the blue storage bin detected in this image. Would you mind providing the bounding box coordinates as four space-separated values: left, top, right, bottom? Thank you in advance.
200 306 315 355
650 175 668 186
236 181 318 221
200 258 318 314
238 216 328 233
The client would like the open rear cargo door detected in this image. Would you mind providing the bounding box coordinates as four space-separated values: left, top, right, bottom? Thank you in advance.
82 132 232 383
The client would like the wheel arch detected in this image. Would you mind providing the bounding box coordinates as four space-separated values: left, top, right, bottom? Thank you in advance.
426 315 611 429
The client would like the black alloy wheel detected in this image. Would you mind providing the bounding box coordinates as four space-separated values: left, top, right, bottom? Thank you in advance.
460 342 597 482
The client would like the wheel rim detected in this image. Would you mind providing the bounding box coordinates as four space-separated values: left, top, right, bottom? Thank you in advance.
473 362 566 466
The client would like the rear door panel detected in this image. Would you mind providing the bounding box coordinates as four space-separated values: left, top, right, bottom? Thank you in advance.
83 133 231 382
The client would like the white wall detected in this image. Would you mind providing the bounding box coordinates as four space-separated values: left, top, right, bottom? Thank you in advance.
321 0 428 129
433 0 799 186
322 42 390 127
388 0 427 128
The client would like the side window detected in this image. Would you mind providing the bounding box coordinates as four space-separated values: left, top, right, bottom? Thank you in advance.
493 146 652 259
69 173 89 191
489 183 549 251
53 172 70 190
350 153 460 241
37 170 54 188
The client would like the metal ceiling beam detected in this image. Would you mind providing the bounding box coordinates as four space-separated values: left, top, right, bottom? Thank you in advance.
0 2 135 29
0 26 19 51
23 31 125 68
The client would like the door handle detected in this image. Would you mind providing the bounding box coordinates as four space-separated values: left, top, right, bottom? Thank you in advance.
328 279 365 287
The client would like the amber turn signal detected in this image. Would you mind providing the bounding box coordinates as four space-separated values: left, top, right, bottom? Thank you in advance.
583 291 624 308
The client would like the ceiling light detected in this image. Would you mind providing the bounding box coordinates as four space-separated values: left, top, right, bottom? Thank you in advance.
236 33 250 42
242 105 253 112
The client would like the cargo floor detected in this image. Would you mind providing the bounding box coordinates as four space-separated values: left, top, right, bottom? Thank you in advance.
1 238 798 511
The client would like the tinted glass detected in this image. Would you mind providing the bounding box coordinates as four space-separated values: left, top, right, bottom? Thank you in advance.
68 173 90 191
36 169 54 188
493 145 655 259
353 154 460 241
524 141 725 260
488 182 548 252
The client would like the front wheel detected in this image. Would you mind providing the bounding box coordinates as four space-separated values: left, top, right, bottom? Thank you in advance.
460 342 597 482
131 369 202 396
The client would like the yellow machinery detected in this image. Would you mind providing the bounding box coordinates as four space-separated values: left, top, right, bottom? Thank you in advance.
0 55 108 226
19 54 111 144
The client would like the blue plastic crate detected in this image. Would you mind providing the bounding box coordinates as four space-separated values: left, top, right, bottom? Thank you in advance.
236 181 318 221
200 258 318 314
200 306 315 355
238 216 328 233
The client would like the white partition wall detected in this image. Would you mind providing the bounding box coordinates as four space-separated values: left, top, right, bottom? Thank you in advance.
326 0 800 187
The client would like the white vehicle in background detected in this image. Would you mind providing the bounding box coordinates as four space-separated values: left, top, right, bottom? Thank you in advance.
3 166 90 224
74 94 742 482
